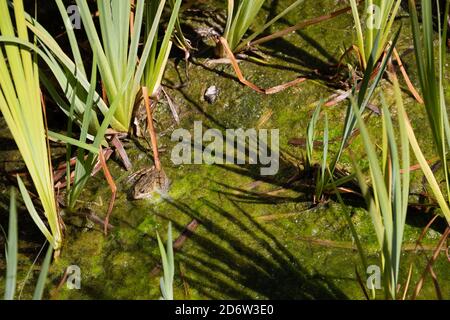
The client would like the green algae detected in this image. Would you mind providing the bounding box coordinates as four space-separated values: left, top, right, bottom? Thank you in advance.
0 0 449 300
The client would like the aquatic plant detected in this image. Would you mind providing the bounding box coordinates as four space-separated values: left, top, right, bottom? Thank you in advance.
408 0 450 220
0 0 62 250
217 0 304 56
56 53 126 232
398 79 450 220
239 4 353 53
305 105 369 280
344 33 399 157
157 223 175 300
3 188 53 300
26 0 180 134
143 0 182 97
350 0 402 69
315 27 401 200
63 55 103 211
72 0 175 132
168 0 193 55
17 0 130 214
23 0 180 214
305 103 330 200
352 78 410 299
23 0 102 133
305 104 321 170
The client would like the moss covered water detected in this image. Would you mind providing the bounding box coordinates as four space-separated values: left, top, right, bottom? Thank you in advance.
0 0 449 299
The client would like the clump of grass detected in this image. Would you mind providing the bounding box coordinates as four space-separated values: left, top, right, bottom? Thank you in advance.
63 55 103 210
168 0 193 55
352 78 410 299
74 0 176 132
14 0 130 213
350 0 402 69
33 0 179 133
21 0 103 132
304 103 330 201
0 0 62 250
217 0 304 56
143 0 182 96
26 0 180 134
22 0 181 212
314 26 401 200
408 0 450 215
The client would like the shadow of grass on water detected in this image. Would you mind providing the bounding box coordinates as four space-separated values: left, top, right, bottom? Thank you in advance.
159 197 347 299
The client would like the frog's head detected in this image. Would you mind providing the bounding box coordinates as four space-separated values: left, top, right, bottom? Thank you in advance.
131 167 171 200
132 182 155 200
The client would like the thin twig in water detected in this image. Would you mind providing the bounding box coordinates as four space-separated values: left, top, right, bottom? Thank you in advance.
161 86 180 124
109 135 132 171
402 264 414 300
142 86 162 171
219 37 306 94
393 48 423 104
412 227 450 299
50 268 69 299
240 5 355 51
99 145 117 235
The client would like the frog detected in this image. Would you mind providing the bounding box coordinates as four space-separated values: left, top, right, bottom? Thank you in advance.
128 166 170 200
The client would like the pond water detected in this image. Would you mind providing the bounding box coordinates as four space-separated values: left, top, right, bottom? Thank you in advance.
0 0 448 300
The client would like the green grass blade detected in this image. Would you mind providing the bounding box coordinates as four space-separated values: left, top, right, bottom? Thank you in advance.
350 0 366 67
68 55 99 208
351 96 392 245
0 0 61 250
54 0 86 77
48 131 99 154
227 0 265 51
157 231 171 300
224 0 235 40
167 222 174 281
4 188 18 300
32 244 53 300
306 103 321 166
399 103 450 224
236 0 304 52
75 0 116 98
144 0 181 95
157 223 174 300
320 113 329 192
16 175 55 245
